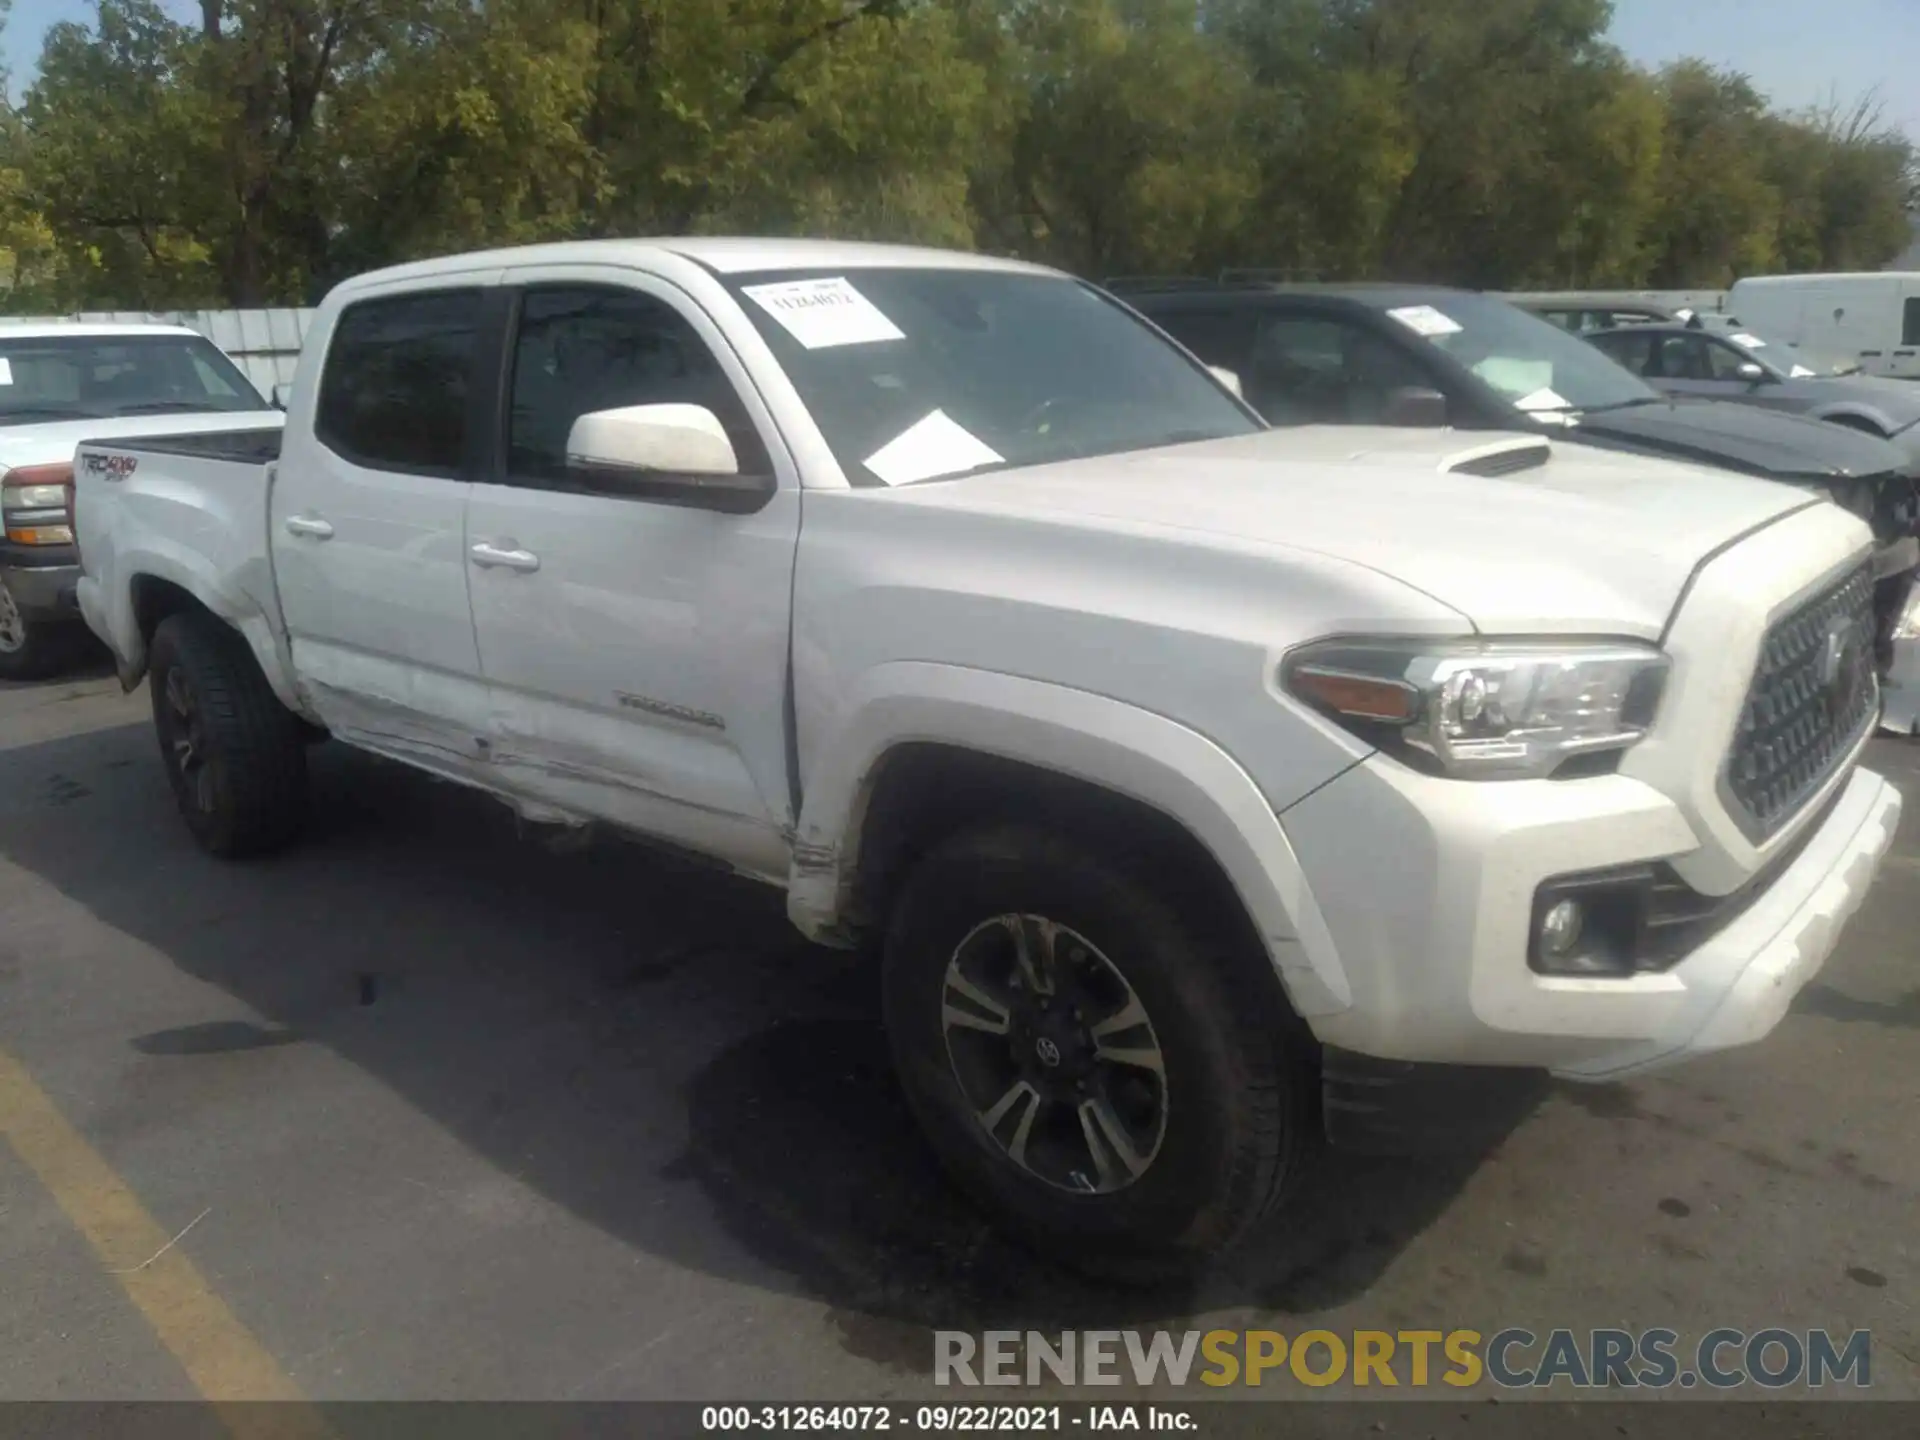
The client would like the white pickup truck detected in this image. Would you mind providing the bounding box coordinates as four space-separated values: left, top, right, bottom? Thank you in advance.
0 321 280 677
74 238 1902 1277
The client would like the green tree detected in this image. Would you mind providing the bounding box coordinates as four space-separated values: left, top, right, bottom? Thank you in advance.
985 0 1258 279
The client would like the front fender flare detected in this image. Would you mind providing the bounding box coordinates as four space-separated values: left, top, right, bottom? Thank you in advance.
788 661 1353 1018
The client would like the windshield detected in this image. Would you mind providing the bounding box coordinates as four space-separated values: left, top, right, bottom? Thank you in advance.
0 332 268 427
725 269 1258 484
1373 293 1661 415
1721 328 1861 377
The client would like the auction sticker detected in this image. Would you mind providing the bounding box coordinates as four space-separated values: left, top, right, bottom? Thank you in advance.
864 409 1003 485
1386 304 1463 338
743 277 905 350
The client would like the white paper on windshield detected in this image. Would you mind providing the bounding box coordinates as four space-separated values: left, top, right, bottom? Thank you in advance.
1731 332 1767 349
863 409 1003 486
1515 386 1570 412
1789 364 1816 378
1385 305 1463 338
1473 357 1555 397
0 358 12 386
741 277 904 350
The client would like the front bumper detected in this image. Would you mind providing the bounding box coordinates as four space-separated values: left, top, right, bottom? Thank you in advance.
1281 756 1901 1080
0 545 81 619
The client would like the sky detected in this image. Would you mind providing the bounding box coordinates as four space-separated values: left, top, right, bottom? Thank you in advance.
2 0 1918 143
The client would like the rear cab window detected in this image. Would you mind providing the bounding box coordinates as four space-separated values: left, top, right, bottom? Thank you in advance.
315 290 484 475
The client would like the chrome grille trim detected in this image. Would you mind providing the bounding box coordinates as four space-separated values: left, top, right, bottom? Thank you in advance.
1719 564 1878 842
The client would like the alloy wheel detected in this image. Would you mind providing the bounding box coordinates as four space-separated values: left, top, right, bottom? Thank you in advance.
940 913 1169 1194
162 666 214 814
0 582 25 654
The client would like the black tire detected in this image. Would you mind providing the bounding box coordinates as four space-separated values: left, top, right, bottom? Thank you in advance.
148 611 309 857
0 580 79 681
881 823 1315 1282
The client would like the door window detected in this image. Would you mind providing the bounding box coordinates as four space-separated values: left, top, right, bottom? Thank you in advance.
1246 315 1436 424
1702 337 1760 379
1150 306 1256 374
315 290 482 476
1588 329 1657 375
505 287 770 487
1653 334 1716 380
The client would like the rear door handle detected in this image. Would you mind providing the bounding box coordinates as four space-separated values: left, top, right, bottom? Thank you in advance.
470 541 540 573
283 515 334 540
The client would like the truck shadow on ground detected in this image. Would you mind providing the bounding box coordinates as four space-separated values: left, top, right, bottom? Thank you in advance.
0 720 1519 1370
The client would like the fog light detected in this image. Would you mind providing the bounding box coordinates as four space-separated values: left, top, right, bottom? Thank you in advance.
1530 869 1653 977
1539 899 1584 957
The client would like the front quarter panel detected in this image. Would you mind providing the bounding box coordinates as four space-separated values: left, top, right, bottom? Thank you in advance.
787 481 1478 1019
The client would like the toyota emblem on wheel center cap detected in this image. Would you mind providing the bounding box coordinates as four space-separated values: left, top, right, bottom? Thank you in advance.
1035 1037 1062 1067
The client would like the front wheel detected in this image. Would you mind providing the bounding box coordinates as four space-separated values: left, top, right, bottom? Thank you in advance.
149 611 309 857
881 824 1314 1280
0 579 78 681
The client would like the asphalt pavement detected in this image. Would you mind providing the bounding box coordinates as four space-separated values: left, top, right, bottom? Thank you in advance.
1 662 1915 1407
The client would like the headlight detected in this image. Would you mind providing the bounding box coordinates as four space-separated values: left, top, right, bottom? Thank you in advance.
4 484 69 510
1283 637 1670 780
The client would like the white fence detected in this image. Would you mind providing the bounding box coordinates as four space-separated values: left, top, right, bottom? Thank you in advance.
3 308 316 397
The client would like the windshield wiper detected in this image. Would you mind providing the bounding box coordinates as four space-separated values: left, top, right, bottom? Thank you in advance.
1577 398 1662 414
113 401 219 415
0 406 97 423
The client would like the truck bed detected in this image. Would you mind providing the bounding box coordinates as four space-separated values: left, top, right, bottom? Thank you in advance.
74 420 294 699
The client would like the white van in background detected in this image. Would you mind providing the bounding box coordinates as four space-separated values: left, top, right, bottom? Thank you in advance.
1727 273 1920 380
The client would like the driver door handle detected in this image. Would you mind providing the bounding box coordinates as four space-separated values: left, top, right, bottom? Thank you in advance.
470 541 540 574
283 515 334 540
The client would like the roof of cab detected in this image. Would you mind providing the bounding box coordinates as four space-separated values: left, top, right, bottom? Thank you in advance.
329 237 1058 299
0 321 205 340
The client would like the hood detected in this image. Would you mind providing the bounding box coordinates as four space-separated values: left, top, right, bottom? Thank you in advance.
0 410 283 473
1567 397 1906 481
885 428 1835 637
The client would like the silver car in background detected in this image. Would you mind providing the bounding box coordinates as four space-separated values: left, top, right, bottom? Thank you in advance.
1581 321 1920 466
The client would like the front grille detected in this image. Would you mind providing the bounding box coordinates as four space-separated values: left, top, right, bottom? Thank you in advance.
1639 783 1847 968
1722 564 1878 841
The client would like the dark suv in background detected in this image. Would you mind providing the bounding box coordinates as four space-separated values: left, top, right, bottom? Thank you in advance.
1114 278 1920 671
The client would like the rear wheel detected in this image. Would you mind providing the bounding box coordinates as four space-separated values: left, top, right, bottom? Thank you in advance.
149 611 309 857
881 824 1314 1280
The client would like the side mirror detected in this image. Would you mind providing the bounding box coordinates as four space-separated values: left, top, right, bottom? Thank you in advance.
270 382 293 411
1382 385 1448 427
1207 365 1244 399
564 403 773 514
1735 362 1768 384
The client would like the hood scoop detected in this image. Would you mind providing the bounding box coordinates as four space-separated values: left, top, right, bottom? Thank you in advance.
1441 437 1553 478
